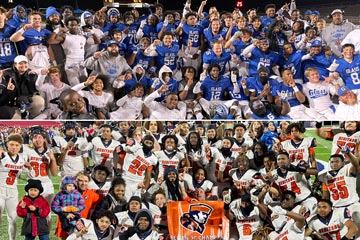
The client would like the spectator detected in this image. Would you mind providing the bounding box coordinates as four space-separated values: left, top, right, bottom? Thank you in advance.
16 179 50 240
0 55 45 119
51 176 85 233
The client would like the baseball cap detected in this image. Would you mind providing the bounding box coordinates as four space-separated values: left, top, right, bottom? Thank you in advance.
310 40 322 47
331 9 343 15
304 10 312 15
106 40 119 48
338 86 350 96
14 55 28 64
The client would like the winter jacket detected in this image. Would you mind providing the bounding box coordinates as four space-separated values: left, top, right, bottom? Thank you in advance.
0 67 38 107
16 195 50 237
51 176 85 215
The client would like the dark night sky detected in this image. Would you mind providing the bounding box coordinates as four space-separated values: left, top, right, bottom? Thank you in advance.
2 0 359 13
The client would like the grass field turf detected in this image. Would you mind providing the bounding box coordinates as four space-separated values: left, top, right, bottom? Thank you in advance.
0 128 334 239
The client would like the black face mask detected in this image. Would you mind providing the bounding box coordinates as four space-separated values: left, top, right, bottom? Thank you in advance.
143 144 154 154
240 204 254 217
136 73 142 80
221 147 232 157
259 76 268 85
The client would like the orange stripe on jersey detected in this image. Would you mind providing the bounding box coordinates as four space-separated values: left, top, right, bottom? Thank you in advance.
309 147 315 155
147 165 153 171
322 182 328 191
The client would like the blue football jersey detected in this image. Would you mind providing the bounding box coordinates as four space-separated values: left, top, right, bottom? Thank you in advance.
142 25 158 43
200 76 232 101
181 23 203 48
0 26 17 67
248 48 280 76
272 82 303 107
279 50 307 79
333 54 360 90
155 43 180 70
302 52 335 82
203 48 232 75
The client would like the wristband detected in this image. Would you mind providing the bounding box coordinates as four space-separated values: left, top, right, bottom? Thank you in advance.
242 84 247 89
179 23 184 28
184 85 189 91
196 50 201 55
292 86 299 92
19 27 25 34
90 30 95 34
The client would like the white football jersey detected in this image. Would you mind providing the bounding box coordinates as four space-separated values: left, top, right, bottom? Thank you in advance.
52 136 89 177
318 163 359 207
87 178 112 198
0 152 29 189
308 210 350 240
202 147 226 184
281 137 316 165
271 168 311 203
91 137 120 173
183 173 214 192
303 81 336 112
230 169 258 191
22 145 52 183
229 199 262 239
122 146 158 183
331 131 360 155
154 150 184 178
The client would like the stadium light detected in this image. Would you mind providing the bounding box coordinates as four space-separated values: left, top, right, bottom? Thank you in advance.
235 0 243 8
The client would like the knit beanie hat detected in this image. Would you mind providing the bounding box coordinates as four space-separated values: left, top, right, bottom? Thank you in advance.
25 179 44 194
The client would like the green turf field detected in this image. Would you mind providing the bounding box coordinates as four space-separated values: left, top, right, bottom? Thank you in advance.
0 129 333 239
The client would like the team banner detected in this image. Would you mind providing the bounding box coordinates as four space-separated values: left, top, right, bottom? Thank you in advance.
167 201 229 239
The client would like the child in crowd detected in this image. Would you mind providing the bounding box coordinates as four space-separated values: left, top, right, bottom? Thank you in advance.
17 179 50 240
51 176 85 232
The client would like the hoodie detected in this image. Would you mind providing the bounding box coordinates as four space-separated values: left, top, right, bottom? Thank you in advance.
134 209 153 237
7 5 28 31
83 51 131 84
119 209 156 240
51 176 85 215
133 64 152 90
151 65 179 102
